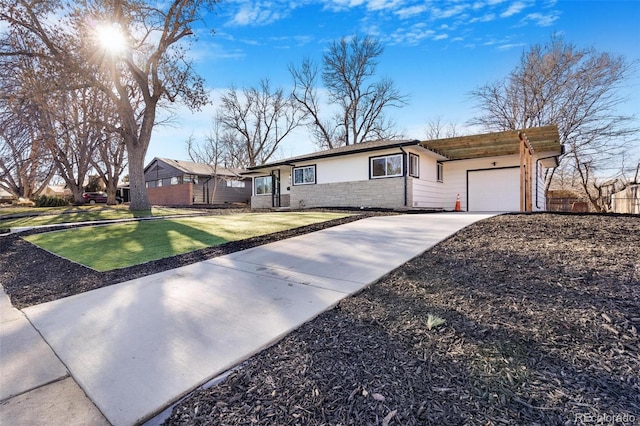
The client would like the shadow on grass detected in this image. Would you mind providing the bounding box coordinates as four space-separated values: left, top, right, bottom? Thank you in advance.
132 209 153 218
36 219 230 272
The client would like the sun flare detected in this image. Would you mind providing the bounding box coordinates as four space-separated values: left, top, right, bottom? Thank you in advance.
95 23 128 56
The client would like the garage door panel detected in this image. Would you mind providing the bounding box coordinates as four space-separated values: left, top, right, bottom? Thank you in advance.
468 168 519 211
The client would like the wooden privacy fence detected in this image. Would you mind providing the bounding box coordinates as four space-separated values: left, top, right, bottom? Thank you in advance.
546 197 590 212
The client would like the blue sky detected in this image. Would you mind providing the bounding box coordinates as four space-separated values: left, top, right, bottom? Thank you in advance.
147 0 640 164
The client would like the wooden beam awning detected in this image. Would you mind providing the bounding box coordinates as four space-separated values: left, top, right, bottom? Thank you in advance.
420 125 561 160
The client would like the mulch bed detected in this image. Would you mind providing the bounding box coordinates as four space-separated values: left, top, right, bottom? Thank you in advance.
2 212 639 425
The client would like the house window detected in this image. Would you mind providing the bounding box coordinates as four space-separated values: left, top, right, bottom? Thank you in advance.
409 153 419 178
157 179 163 187
293 165 316 185
184 175 198 184
227 180 246 188
437 162 444 182
171 176 179 185
371 154 403 178
255 176 272 195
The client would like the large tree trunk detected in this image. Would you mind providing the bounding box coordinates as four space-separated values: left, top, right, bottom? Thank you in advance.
105 179 119 205
126 143 150 211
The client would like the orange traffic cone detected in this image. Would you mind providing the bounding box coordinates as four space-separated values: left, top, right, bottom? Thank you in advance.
454 193 461 212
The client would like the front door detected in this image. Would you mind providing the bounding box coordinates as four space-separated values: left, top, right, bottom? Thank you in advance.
271 169 281 208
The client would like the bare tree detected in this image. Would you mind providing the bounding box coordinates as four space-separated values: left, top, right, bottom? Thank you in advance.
0 37 55 199
425 117 460 140
187 133 218 167
47 87 103 204
217 79 307 167
290 35 408 149
470 35 638 211
91 130 127 205
0 124 54 199
1 0 214 211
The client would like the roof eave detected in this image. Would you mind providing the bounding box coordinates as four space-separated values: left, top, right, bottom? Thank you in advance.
247 140 422 171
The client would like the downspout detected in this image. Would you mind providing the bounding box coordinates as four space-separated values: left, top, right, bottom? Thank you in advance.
202 176 212 204
535 159 540 210
399 146 408 207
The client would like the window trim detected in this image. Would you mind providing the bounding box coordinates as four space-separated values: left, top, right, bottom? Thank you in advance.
437 162 444 183
369 153 404 179
183 174 198 184
409 153 419 178
292 164 317 186
227 180 246 188
254 175 272 196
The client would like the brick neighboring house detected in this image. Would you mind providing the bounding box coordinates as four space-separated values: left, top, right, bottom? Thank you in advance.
144 158 251 206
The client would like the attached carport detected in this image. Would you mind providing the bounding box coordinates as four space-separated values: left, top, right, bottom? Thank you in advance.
421 125 562 212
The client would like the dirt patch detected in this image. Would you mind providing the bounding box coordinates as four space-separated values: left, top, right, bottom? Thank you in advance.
163 213 639 425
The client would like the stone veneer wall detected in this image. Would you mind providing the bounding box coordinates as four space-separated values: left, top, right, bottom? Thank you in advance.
250 194 291 209
290 178 405 209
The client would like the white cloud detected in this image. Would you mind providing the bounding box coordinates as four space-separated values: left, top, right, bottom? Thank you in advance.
433 4 469 19
498 42 526 50
189 41 246 63
500 1 528 18
433 33 449 41
228 2 288 26
470 13 497 23
522 11 560 26
394 5 427 19
366 0 405 11
389 23 435 45
322 0 366 12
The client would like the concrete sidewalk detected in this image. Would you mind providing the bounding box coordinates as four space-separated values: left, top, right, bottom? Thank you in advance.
0 287 109 425
1 213 495 425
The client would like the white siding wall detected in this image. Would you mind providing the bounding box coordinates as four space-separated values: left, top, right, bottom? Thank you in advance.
310 148 406 184
409 152 448 209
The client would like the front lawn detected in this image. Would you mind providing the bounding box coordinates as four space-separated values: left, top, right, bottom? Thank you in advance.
24 212 351 271
0 205 198 228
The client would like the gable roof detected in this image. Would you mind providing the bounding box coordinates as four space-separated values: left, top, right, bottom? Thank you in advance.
420 125 561 161
146 158 247 178
247 139 428 171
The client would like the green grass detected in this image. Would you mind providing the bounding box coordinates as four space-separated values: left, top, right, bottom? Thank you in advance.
0 205 200 228
24 212 351 271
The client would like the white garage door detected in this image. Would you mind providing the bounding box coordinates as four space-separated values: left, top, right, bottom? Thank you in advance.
468 168 520 211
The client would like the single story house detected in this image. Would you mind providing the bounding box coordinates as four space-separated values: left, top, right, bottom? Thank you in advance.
144 158 252 206
245 125 562 212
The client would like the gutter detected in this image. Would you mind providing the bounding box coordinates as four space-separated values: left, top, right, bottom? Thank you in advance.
399 146 408 207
